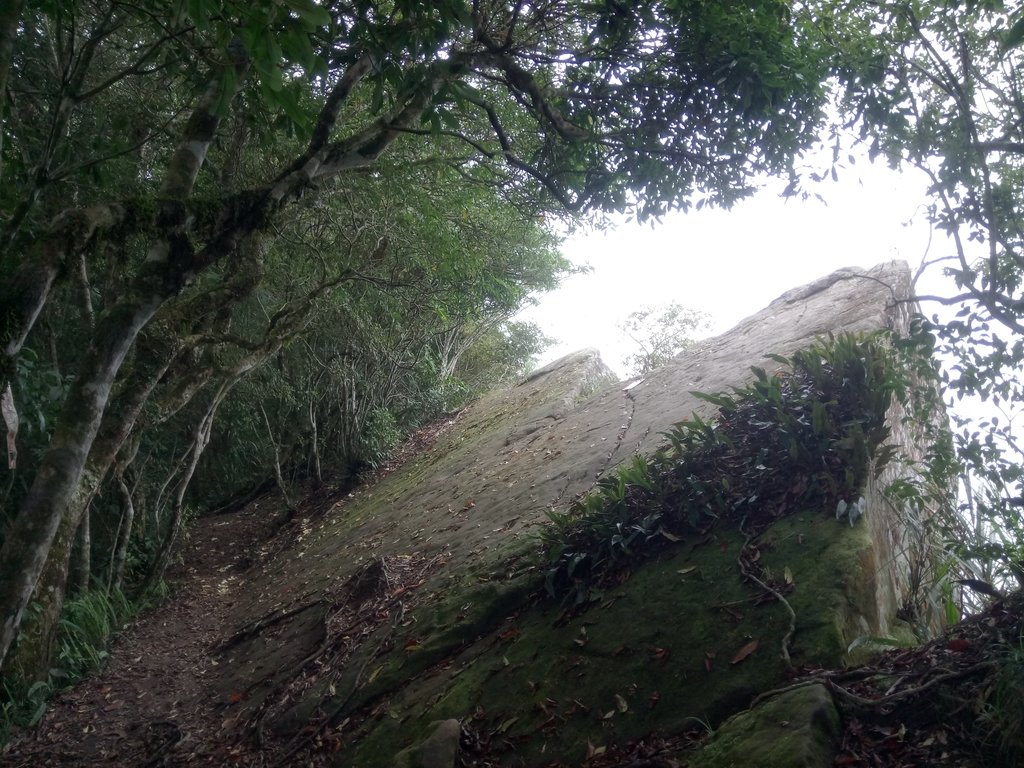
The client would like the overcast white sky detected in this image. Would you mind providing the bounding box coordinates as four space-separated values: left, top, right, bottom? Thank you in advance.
517 154 952 379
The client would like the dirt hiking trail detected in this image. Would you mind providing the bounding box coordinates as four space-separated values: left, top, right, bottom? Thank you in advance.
3 492 302 767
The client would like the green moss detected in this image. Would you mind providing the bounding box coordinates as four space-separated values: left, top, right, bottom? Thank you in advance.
255 335 941 766
758 513 874 665
688 683 841 768
331 506 897 767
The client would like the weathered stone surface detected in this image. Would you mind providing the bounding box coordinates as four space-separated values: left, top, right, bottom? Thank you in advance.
688 683 841 768
216 260 942 766
394 719 461 768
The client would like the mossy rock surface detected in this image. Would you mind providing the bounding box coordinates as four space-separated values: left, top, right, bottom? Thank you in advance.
203 262 939 766
688 683 841 768
331 512 876 767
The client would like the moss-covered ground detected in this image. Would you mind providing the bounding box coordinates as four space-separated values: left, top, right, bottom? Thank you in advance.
318 507 881 767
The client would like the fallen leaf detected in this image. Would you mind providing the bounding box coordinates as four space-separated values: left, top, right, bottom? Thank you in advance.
948 637 969 652
614 693 628 712
784 566 794 585
496 716 518 734
659 528 682 542
704 650 715 673
731 639 759 664
228 692 243 704
677 566 698 576
585 741 606 759
648 691 661 709
651 647 670 662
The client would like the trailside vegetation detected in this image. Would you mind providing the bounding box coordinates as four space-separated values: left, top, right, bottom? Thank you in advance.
539 332 953 623
0 0 839 681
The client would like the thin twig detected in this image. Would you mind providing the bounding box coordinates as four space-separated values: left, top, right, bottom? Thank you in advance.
738 515 796 666
272 620 396 767
827 660 996 708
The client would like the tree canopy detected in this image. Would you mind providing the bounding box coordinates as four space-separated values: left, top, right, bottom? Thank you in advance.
825 0 1024 595
0 0 838 679
11 0 1024 716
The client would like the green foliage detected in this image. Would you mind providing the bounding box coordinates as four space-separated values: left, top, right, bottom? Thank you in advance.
620 302 710 377
978 632 1024 767
358 408 403 469
0 585 147 743
540 332 932 605
824 0 1024 597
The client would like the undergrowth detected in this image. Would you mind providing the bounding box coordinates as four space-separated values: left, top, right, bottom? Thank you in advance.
0 583 162 744
980 633 1024 766
539 331 941 605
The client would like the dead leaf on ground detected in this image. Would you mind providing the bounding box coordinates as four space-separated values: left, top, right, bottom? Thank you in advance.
731 639 759 664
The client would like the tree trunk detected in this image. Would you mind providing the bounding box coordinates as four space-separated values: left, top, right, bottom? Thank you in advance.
3 472 96 684
309 397 322 484
0 298 160 673
110 477 135 594
262 404 297 517
0 0 25 186
139 380 232 594
5 329 184 682
73 509 91 594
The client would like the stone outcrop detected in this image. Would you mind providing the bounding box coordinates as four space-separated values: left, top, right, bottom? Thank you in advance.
215 260 945 766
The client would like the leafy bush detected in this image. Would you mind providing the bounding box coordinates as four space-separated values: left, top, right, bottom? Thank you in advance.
0 585 148 743
539 332 938 605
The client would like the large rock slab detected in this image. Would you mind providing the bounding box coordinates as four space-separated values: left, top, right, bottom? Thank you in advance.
689 683 841 768
216 260 941 765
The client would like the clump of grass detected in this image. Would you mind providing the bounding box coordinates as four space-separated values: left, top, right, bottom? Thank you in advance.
0 584 156 744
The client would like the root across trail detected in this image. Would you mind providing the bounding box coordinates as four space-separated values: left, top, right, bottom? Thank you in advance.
2 495 289 767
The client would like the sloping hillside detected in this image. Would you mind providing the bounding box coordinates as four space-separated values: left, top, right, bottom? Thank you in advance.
7 260 978 768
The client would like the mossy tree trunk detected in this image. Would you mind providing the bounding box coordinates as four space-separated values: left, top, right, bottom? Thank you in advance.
110 476 135 594
73 510 91 595
0 38 448 674
0 45 250 673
